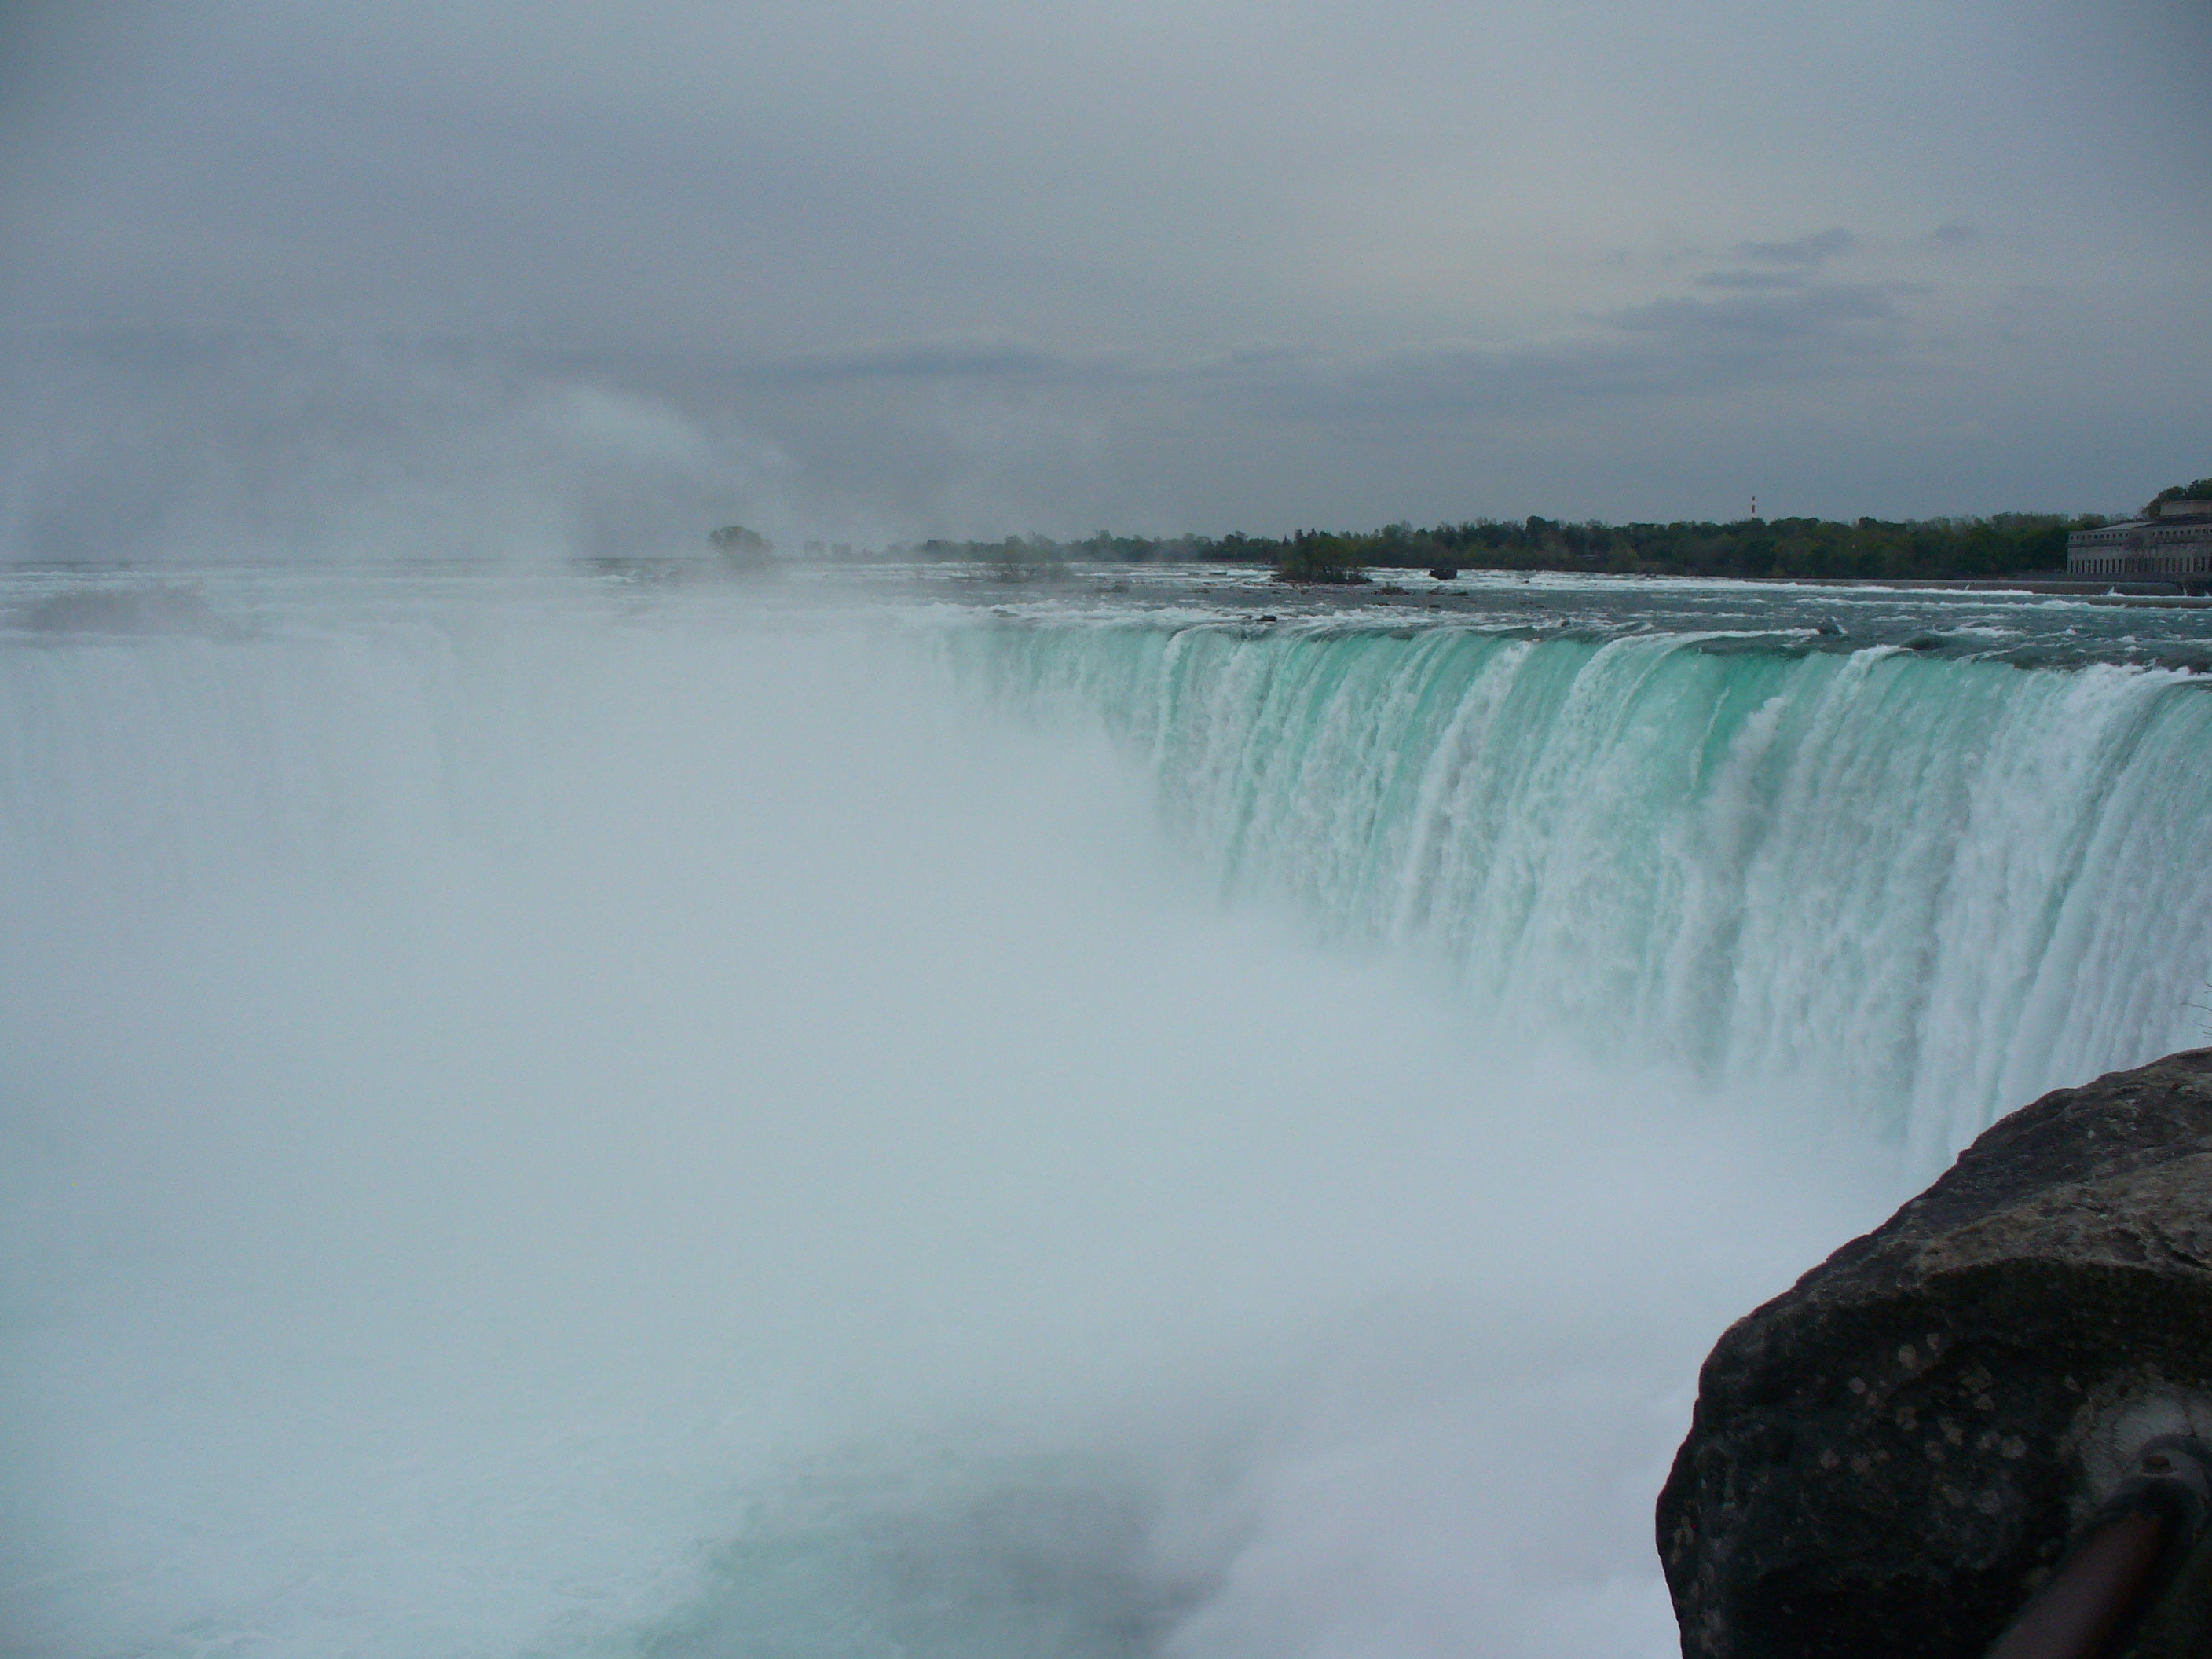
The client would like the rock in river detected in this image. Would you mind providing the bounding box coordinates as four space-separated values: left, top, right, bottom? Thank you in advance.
1657 1047 2212 1658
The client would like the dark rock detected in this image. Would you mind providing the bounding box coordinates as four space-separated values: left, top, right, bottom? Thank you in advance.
1658 1048 2212 1659
1429 566 1459 580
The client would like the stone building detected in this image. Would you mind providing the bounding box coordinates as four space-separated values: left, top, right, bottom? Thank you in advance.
2067 496 2212 578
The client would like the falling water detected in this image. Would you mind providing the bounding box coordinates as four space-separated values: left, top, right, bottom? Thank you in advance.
2 567 2206 1659
950 618 2212 1163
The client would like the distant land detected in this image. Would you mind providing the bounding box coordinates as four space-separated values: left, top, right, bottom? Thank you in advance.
885 515 2093 584
866 480 2210 584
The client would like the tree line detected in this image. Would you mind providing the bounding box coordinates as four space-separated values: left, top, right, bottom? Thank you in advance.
884 513 2108 582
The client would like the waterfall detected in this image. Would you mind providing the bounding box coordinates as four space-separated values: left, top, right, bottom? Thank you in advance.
4 580 2205 1659
952 621 2212 1162
11 606 2206 1163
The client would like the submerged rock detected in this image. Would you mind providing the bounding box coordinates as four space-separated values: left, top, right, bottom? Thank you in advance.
1658 1047 2212 1659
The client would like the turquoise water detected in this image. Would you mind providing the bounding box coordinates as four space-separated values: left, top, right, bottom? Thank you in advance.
2 562 2206 1659
948 614 2212 1163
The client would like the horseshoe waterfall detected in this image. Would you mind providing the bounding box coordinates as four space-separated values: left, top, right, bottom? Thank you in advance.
950 620 2212 1166
3 569 2208 1659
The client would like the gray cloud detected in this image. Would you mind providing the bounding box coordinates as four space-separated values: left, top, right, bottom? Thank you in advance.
2 2 2209 540
1200 281 1911 434
1734 229 1858 266
1610 284 1899 343
759 335 1130 386
1694 271 1811 291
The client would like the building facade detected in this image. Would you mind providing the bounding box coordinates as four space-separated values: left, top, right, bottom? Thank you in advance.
2067 497 2212 578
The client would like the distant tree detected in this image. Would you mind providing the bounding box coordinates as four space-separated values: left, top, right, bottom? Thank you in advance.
1275 530 1370 584
2148 478 2212 512
709 525 773 558
896 508 2100 581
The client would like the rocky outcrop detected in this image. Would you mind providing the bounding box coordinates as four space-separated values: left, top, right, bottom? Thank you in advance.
1658 1048 2212 1659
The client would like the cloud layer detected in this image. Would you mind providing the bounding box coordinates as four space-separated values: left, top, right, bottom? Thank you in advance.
2 0 2208 549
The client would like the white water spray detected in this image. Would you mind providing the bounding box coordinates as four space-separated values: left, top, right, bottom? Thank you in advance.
2 574 2202 1658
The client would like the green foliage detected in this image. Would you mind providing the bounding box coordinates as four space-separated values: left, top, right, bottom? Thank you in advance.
895 530 1222 563
2150 478 2212 510
882 509 2113 580
1281 513 2095 580
1274 530 1371 584
1292 512 2094 580
990 534 1070 580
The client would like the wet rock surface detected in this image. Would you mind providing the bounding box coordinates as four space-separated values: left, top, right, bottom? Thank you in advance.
1658 1047 2212 1659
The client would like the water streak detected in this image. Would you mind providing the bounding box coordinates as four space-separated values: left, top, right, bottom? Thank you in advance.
954 621 2212 1161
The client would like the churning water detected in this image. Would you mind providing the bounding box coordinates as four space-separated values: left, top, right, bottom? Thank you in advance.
3 563 2208 1659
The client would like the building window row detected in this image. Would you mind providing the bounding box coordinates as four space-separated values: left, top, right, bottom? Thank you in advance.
2068 552 2211 576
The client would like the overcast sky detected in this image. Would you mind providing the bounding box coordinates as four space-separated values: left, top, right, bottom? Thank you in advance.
2 0 2208 556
